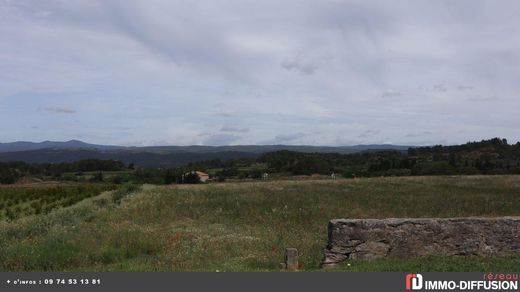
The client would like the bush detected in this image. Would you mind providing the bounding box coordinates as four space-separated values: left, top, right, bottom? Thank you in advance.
247 169 264 179
111 176 124 184
112 184 140 204
383 169 412 177
412 162 457 175
89 172 104 182
458 167 480 175
183 172 201 184
0 169 19 184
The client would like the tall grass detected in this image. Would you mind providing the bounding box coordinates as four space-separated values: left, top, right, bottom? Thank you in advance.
1 176 519 271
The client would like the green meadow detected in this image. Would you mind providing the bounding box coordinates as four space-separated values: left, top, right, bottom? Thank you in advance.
1 175 519 271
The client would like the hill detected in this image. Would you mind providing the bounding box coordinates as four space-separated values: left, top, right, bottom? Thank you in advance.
0 140 410 154
133 144 410 154
256 138 520 176
1 138 519 184
0 140 122 152
0 149 258 168
0 140 411 167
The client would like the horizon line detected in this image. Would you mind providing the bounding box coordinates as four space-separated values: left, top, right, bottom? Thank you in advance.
1 137 517 148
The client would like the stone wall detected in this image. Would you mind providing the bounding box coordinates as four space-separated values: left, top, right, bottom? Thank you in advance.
322 217 520 267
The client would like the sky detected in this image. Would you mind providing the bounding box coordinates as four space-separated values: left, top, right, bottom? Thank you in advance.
0 0 519 146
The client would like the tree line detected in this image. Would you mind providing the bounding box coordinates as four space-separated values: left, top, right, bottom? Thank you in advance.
1 138 519 184
258 138 520 177
0 159 126 184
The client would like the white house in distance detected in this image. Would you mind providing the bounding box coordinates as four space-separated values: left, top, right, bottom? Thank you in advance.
184 170 210 183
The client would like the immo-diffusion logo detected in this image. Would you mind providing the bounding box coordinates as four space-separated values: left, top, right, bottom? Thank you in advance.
406 274 423 290
405 273 518 291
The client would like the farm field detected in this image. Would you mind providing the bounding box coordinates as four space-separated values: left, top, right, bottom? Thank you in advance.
1 175 519 271
0 184 117 221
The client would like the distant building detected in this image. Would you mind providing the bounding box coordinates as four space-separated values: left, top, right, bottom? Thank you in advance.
184 171 210 183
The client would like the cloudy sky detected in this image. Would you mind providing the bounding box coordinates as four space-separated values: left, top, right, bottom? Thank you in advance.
1 0 519 146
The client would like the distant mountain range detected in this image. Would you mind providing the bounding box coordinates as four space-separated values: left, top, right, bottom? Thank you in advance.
0 140 121 152
0 140 412 167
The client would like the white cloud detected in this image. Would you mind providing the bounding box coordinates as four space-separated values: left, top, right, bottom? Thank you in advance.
220 125 249 133
1 0 520 145
38 106 77 114
269 133 306 144
203 134 242 146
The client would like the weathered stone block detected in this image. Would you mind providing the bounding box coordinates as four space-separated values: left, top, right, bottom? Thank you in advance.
285 248 299 270
322 217 520 267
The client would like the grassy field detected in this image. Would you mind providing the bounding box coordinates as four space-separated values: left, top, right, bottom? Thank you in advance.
0 184 117 221
1 175 519 271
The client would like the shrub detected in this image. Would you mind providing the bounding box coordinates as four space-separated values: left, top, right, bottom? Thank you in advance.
183 172 201 184
112 184 140 204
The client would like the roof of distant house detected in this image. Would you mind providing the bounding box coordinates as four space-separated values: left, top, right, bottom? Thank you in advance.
185 170 209 176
